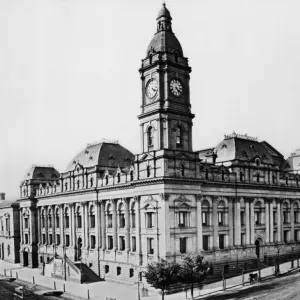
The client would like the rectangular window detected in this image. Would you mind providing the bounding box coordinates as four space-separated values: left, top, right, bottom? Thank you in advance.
42 234 46 244
273 231 277 243
283 211 288 224
25 234 29 244
240 212 245 226
146 212 154 228
273 211 277 225
131 237 136 252
5 219 9 232
56 234 60 245
90 215 95 228
108 236 113 250
119 214 125 228
24 218 29 229
294 212 298 224
202 212 208 226
107 215 113 228
255 212 260 225
77 216 82 228
218 212 224 226
65 217 69 229
90 235 96 249
219 234 225 249
49 234 53 245
178 212 188 228
295 230 299 242
49 216 52 228
147 238 154 255
65 234 70 247
241 233 245 246
180 237 187 254
56 216 60 228
132 213 136 228
119 236 125 251
284 231 289 243
203 235 209 251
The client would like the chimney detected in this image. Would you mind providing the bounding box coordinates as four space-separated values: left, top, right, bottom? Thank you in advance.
0 193 5 200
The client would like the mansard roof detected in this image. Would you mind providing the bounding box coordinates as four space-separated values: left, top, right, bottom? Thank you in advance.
65 140 135 173
23 165 60 181
284 149 300 173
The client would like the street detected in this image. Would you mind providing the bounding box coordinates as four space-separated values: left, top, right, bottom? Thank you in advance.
202 270 300 300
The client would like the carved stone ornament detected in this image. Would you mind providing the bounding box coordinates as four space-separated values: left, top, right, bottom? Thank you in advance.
174 194 191 203
159 193 170 201
142 195 157 209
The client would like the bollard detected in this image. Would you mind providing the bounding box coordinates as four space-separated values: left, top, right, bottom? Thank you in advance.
87 289 90 299
54 281 56 290
33 276 35 284
63 283 65 292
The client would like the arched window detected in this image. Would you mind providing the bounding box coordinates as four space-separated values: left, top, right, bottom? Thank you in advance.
148 126 154 147
181 165 185 176
176 126 182 145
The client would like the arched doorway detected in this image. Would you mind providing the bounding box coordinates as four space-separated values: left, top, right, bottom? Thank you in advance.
76 237 82 261
255 238 263 260
23 248 29 266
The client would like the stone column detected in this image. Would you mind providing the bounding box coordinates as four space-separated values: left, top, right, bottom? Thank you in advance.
101 201 106 250
270 200 274 243
265 199 270 243
250 199 255 245
52 205 55 245
71 204 76 247
235 197 241 247
277 200 281 242
135 197 142 265
84 202 89 249
245 198 250 245
212 197 218 249
291 200 295 242
228 197 234 247
95 201 100 249
59 205 64 246
112 200 117 250
37 207 41 245
45 207 48 245
196 195 202 251
20 208 23 244
124 199 130 252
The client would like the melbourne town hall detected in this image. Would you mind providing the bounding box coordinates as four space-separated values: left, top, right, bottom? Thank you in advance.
1 3 300 284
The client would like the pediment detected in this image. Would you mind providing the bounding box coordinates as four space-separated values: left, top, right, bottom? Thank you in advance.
174 194 191 203
139 153 154 162
176 202 191 209
175 152 192 160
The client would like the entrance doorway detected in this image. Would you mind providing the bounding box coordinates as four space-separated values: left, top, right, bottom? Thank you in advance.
255 238 263 260
23 251 28 266
76 237 82 261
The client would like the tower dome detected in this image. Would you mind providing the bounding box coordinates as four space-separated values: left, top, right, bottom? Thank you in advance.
146 3 183 57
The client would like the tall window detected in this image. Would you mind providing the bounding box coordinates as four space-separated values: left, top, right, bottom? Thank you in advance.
147 238 154 254
218 212 224 226
284 231 289 243
42 234 46 244
131 237 136 252
202 200 210 226
241 233 246 246
181 165 185 176
65 208 70 229
240 172 243 182
176 126 182 145
90 236 96 249
119 204 125 228
41 210 45 228
131 203 136 228
49 234 53 245
178 212 189 228
283 202 289 224
255 212 261 225
148 126 154 147
48 209 52 228
55 208 59 228
294 203 299 223
108 236 113 250
240 211 245 226
65 235 70 247
203 235 209 250
76 206 82 228
119 236 125 251
25 234 29 244
219 234 225 249
256 173 260 183
24 218 29 229
202 211 208 226
107 205 113 228
56 234 60 245
90 205 95 228
180 237 187 254
147 165 151 177
273 211 277 225
295 230 299 242
5 217 10 232
130 171 134 181
272 174 276 184
146 212 154 228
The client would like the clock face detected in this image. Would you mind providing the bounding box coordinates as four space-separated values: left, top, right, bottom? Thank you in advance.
146 79 158 99
170 78 183 97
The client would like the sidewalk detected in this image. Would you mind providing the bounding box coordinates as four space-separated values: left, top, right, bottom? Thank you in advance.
0 260 298 300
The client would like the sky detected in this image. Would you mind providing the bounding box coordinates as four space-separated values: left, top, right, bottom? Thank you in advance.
1 0 300 198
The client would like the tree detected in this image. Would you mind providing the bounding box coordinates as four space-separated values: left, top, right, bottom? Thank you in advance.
179 254 210 299
143 259 180 300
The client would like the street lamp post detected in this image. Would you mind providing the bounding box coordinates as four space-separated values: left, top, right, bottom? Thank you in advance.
291 243 295 269
274 242 281 276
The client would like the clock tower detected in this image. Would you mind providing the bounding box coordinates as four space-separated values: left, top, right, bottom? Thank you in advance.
138 3 194 154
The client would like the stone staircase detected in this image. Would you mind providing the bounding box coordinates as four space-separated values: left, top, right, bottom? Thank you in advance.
74 263 102 283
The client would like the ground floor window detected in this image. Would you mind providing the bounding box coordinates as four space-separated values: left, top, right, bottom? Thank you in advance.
179 237 187 254
219 234 225 249
284 231 289 243
65 235 70 247
129 268 134 278
295 230 299 242
90 235 96 249
203 235 209 250
117 266 121 276
49 234 53 245
108 236 113 250
105 265 109 273
56 234 60 245
119 236 125 251
147 238 154 255
131 237 136 252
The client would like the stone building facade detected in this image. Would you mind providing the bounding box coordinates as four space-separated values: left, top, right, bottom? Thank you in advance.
0 193 20 264
17 3 300 283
